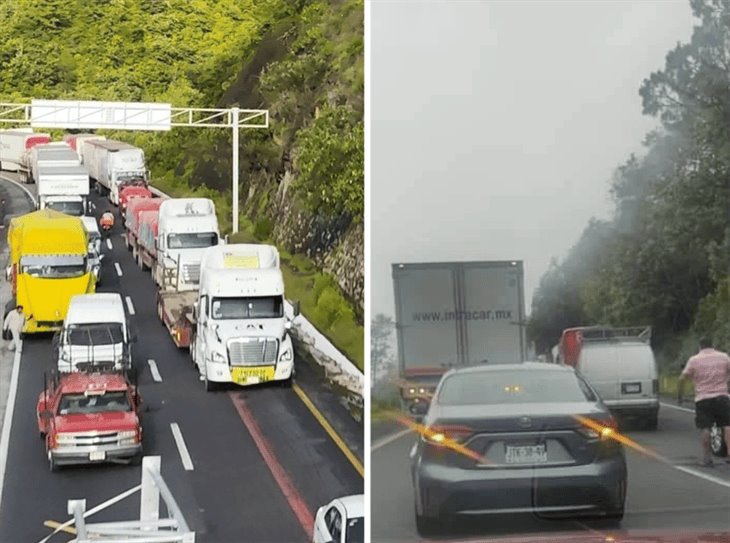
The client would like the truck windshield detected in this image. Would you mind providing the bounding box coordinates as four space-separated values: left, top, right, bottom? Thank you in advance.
67 323 124 345
46 201 84 216
20 255 86 278
58 391 132 415
211 296 284 319
167 232 218 249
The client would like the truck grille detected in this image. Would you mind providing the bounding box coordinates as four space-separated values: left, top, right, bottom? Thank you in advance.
61 431 120 446
182 263 200 283
228 338 278 366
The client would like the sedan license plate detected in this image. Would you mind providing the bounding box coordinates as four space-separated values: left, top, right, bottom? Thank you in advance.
505 444 547 464
89 450 106 462
230 366 275 386
622 382 641 394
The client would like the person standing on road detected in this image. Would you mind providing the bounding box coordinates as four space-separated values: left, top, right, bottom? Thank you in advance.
100 209 115 238
677 337 730 466
2 305 28 352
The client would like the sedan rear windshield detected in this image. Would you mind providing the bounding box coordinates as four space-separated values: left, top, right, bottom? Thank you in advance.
58 391 131 415
437 369 596 405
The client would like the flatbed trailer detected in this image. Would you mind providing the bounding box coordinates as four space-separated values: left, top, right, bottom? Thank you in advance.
156 290 196 348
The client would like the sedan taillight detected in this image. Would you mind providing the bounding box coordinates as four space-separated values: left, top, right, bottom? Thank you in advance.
575 415 618 441
422 424 473 446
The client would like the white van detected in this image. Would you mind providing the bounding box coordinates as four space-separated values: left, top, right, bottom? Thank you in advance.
55 293 135 373
558 326 659 430
81 216 103 284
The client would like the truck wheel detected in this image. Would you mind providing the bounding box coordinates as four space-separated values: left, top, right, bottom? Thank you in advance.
157 301 164 323
48 452 58 473
279 376 294 389
415 510 440 537
204 375 217 392
129 451 143 466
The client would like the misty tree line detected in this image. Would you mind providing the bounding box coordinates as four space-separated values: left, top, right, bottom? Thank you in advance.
528 0 729 372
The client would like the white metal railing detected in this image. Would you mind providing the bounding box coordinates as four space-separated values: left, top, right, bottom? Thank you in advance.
38 456 194 543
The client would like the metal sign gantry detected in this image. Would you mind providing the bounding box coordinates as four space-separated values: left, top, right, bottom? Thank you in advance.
39 456 194 543
0 99 269 233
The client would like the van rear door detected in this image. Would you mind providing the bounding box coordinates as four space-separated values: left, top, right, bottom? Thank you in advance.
615 343 657 400
577 343 620 403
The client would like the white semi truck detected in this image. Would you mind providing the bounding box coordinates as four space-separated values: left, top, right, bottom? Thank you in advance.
155 198 220 291
82 140 148 205
63 133 107 164
190 244 298 391
392 260 527 415
0 129 52 182
36 165 91 217
30 143 81 183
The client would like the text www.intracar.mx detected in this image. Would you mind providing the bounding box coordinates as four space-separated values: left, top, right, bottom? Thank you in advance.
412 309 513 322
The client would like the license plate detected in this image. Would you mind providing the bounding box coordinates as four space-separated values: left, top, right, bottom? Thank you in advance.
505 444 547 464
230 366 275 386
622 383 641 394
89 450 106 461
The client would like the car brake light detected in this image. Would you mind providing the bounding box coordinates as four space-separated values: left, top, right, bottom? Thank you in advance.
576 416 618 441
423 424 473 446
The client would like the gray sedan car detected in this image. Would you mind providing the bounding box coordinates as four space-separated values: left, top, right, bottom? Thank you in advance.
410 362 627 536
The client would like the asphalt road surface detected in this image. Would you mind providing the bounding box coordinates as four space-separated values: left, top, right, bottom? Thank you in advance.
371 403 730 542
0 176 363 543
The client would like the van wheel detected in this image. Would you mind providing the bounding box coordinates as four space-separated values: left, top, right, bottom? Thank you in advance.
644 414 658 431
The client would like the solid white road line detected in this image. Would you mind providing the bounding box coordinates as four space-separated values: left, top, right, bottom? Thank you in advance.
660 401 695 414
125 296 135 315
114 262 123 277
0 174 37 207
106 238 113 250
371 428 412 451
170 423 194 471
675 465 730 489
147 359 162 382
0 346 22 512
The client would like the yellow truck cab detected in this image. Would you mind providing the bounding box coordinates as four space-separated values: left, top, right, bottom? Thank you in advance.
7 209 95 333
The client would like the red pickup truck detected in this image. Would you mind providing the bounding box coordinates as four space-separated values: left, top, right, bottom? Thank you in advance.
37 371 143 471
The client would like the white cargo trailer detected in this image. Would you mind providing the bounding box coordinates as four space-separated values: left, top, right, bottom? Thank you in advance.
0 129 52 182
82 140 148 206
392 260 527 414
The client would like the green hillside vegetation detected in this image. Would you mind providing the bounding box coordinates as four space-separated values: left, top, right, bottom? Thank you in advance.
0 0 364 368
529 0 729 379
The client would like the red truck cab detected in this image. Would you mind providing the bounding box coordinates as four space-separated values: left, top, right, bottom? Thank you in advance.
37 372 143 471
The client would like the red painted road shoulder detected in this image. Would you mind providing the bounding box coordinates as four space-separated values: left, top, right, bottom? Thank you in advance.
229 392 314 538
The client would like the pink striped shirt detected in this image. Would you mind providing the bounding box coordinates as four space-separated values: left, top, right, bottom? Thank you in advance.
681 348 730 402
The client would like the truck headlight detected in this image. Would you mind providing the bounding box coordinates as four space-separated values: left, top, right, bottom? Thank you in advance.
210 351 226 363
56 433 74 443
279 348 292 362
118 430 136 439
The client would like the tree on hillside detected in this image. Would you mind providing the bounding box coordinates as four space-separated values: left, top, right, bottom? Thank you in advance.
371 313 395 383
529 0 730 364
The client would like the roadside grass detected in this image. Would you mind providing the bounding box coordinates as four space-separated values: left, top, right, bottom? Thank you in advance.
230 217 364 372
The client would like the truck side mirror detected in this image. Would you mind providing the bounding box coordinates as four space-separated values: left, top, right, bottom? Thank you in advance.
39 410 53 420
291 301 300 318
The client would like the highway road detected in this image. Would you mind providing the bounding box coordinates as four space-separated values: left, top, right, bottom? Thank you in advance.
371 404 730 542
0 176 363 542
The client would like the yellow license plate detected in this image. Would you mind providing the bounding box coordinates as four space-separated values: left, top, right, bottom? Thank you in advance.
230 366 275 385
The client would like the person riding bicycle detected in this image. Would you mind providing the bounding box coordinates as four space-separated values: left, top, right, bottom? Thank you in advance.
99 210 115 236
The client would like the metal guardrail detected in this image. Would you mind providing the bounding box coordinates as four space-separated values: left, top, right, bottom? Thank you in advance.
39 456 194 543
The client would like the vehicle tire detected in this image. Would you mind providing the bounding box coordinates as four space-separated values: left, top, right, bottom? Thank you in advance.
279 376 294 388
415 511 440 537
644 413 659 431
204 374 217 393
189 334 196 366
711 423 727 457
48 453 58 473
157 300 164 323
129 452 143 466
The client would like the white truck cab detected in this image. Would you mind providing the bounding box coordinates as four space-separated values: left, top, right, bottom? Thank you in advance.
156 198 220 291
191 244 297 391
55 293 135 373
